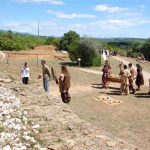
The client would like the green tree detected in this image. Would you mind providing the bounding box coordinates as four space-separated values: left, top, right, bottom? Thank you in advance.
76 40 101 66
59 30 80 51
141 39 150 61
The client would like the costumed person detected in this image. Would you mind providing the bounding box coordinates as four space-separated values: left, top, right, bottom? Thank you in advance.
59 66 71 103
41 60 51 92
21 62 29 84
120 64 131 95
128 63 136 94
135 64 144 91
102 60 111 89
102 49 107 61
106 49 110 59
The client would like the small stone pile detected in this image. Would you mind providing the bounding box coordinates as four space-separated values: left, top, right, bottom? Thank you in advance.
93 95 123 105
0 87 46 150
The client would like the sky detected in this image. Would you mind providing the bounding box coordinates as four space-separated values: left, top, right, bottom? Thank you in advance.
0 0 150 38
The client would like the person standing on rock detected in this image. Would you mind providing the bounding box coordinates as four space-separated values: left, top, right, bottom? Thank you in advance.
21 62 29 84
41 60 51 92
58 65 71 103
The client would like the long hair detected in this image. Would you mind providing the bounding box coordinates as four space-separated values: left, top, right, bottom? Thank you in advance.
136 64 142 70
61 66 70 78
59 66 71 90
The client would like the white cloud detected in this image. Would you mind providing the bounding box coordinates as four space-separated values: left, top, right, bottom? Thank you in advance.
1 18 150 37
94 4 128 13
107 19 137 27
48 10 96 19
14 0 64 5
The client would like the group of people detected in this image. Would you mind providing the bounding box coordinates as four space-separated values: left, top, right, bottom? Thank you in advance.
20 58 149 104
119 62 144 95
21 60 71 103
101 60 149 95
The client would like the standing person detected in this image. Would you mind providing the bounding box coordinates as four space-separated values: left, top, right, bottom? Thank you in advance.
59 66 71 103
102 61 111 89
120 65 131 95
128 63 136 94
41 60 51 92
21 62 29 84
135 64 144 91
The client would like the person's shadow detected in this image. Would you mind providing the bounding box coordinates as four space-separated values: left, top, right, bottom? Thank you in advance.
91 83 103 89
91 83 120 91
135 93 150 98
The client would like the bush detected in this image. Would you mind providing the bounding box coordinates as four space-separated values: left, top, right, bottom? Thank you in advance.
92 55 101 66
0 30 47 51
68 39 101 66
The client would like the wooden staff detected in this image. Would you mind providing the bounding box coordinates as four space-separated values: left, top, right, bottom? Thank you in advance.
51 67 58 84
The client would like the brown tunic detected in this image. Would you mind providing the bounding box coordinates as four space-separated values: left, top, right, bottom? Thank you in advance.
59 73 71 92
42 64 51 80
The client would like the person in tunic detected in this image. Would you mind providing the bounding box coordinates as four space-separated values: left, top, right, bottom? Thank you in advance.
102 61 111 89
41 60 51 92
120 65 131 95
135 64 144 91
128 63 136 94
21 62 29 84
59 66 71 103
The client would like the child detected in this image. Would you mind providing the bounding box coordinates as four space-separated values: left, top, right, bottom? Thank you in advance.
21 62 29 84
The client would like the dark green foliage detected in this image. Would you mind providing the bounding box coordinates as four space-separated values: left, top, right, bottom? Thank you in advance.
92 56 101 66
141 39 150 61
59 30 80 51
68 39 101 66
67 43 79 61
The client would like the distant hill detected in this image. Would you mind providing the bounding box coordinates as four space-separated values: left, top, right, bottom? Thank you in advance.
85 37 146 43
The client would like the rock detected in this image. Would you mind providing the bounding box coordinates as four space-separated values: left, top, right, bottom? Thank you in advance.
86 140 95 146
106 140 117 147
23 136 31 141
96 135 112 141
32 124 40 129
21 146 27 150
20 93 26 96
48 143 65 150
0 78 12 83
3 145 11 150
66 139 76 148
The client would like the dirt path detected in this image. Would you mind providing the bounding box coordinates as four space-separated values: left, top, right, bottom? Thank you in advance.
79 68 102 75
